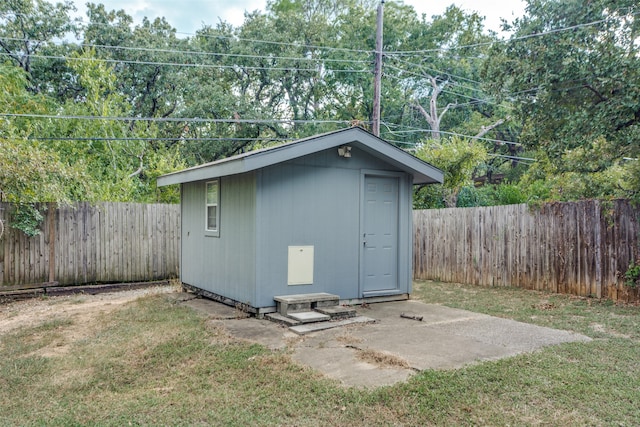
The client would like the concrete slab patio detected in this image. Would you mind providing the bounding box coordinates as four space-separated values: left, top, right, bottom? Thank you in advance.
176 295 591 388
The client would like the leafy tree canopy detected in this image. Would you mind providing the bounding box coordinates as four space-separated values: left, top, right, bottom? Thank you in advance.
415 136 488 207
483 0 640 201
1 0 639 216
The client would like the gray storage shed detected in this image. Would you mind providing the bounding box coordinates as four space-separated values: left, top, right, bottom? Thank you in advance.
158 127 443 314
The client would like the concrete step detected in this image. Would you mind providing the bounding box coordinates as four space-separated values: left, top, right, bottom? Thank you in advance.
289 316 377 335
274 292 339 316
265 312 301 326
287 311 331 324
315 305 357 320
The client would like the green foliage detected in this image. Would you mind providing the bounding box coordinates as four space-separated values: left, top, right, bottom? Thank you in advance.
624 260 640 288
10 203 43 236
455 185 489 207
417 137 487 189
492 184 526 205
1 0 638 207
0 64 94 205
452 184 526 208
0 64 53 135
483 0 640 202
52 50 156 201
518 178 552 204
0 0 79 94
415 136 488 207
0 138 91 203
413 184 446 209
629 160 640 205
516 138 635 202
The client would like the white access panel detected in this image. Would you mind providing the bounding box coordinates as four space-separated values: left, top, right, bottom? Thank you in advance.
288 246 314 285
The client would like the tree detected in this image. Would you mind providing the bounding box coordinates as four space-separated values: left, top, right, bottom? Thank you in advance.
414 136 488 207
483 0 640 200
0 53 182 209
0 65 88 203
0 64 92 234
411 75 454 141
389 6 504 143
0 0 78 93
83 5 190 120
518 140 637 202
45 49 183 202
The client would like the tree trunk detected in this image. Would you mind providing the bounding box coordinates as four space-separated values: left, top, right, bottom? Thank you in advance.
412 76 454 140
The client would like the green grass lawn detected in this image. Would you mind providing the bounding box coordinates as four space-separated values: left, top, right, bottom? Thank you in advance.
1 281 638 426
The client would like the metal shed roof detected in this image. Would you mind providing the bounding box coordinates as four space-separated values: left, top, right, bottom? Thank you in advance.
157 127 443 186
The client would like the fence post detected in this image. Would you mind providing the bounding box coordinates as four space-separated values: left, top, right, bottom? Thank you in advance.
594 201 602 298
48 202 56 283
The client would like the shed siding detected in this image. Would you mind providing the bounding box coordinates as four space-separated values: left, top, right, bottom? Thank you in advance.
254 148 411 307
286 145 397 171
181 173 257 304
399 173 414 295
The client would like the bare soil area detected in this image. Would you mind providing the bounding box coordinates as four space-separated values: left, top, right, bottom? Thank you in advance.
0 285 176 356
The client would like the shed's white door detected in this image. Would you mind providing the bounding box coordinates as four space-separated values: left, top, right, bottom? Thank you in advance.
361 175 399 294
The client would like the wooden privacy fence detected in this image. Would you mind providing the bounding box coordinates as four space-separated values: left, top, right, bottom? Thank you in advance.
414 200 640 302
0 202 180 287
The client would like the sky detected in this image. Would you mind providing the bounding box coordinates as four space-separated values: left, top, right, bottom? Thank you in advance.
67 0 527 36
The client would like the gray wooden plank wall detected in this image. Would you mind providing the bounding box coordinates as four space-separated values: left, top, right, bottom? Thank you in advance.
413 200 640 302
0 202 180 287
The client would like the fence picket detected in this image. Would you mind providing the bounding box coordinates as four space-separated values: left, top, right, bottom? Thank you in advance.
0 202 180 287
413 200 640 302
3 200 638 302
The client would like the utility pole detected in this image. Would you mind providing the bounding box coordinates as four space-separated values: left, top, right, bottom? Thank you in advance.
372 0 384 137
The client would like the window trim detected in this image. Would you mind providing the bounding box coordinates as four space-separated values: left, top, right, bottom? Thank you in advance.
205 180 220 237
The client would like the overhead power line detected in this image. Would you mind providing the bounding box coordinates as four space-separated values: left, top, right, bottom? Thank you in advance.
14 133 534 162
172 8 640 56
69 14 374 55
3 111 521 148
2 113 520 146
3 8 637 59
386 58 574 106
22 137 291 142
0 36 370 65
1 36 494 100
487 153 536 162
0 112 350 125
387 55 484 87
0 40 543 109
0 51 370 74
389 10 640 56
192 34 370 54
3 11 372 56
181 28 372 53
379 122 521 147
384 65 496 105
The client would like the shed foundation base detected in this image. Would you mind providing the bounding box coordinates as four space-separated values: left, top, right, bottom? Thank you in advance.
180 283 276 318
180 283 410 318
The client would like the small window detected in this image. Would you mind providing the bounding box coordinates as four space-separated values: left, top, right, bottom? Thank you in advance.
206 180 219 233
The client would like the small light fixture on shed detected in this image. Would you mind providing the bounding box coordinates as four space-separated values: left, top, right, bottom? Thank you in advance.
337 145 352 158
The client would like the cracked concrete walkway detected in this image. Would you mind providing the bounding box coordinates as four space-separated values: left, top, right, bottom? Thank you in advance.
178 296 591 388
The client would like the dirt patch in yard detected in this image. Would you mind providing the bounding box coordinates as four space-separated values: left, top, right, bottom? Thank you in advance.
351 347 412 370
0 285 175 356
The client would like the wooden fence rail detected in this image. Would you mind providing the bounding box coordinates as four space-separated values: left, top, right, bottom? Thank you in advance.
3 200 639 301
413 200 640 302
0 202 180 287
